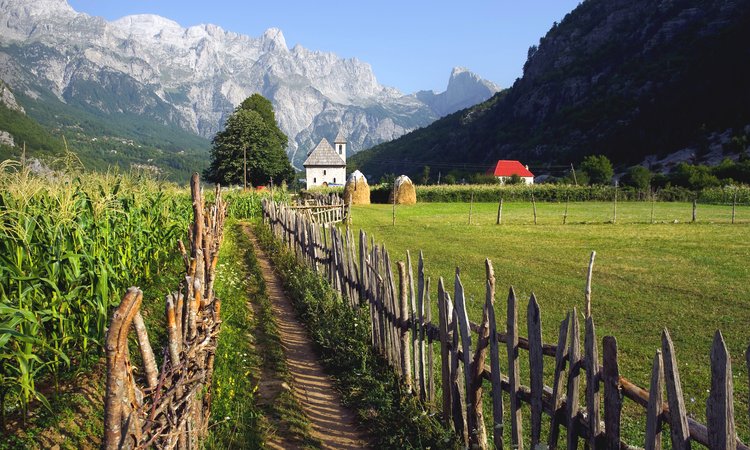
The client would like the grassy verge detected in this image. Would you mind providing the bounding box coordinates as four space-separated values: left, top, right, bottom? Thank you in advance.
206 221 315 449
254 222 460 449
350 202 750 443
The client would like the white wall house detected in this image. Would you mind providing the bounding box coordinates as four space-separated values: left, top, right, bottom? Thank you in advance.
303 131 347 190
491 160 535 185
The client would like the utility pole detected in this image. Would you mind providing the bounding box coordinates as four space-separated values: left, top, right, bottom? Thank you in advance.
571 163 578 186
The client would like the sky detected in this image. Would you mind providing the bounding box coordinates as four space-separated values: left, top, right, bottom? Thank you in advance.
66 0 581 94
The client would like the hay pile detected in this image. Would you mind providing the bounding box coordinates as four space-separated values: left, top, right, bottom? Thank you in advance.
389 175 416 205
343 170 370 205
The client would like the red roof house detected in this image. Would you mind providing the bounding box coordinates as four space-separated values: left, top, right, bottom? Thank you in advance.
490 160 535 184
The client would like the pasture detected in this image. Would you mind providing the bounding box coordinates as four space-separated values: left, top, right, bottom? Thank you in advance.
350 201 750 441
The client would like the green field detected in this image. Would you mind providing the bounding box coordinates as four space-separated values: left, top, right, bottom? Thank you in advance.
350 201 750 443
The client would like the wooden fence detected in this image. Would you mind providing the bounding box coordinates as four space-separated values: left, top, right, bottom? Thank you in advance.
103 174 227 449
262 199 749 450
290 193 350 225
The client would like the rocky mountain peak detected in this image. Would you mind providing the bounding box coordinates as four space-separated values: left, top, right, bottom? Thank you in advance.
261 27 287 52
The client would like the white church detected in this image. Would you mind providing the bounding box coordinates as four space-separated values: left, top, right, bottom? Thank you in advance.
302 131 347 190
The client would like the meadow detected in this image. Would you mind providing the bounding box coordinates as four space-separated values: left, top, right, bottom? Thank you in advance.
350 200 750 442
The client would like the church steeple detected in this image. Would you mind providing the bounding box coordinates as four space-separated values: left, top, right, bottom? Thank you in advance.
333 130 347 163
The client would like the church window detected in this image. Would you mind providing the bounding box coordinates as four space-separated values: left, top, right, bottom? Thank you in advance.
323 170 327 175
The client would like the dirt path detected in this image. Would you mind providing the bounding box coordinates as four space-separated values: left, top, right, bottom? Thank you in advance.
244 228 371 449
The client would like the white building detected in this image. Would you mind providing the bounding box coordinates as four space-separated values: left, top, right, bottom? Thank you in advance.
303 131 347 190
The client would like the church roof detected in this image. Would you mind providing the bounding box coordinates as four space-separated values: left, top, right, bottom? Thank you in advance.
303 138 346 167
333 130 347 144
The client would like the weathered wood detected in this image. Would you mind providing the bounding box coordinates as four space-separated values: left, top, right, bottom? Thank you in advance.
450 305 468 444
496 196 503 225
707 330 736 450
645 350 664 450
585 251 596 318
425 276 435 405
661 329 691 450
437 277 452 424
506 287 523 449
527 293 544 447
103 288 143 450
585 315 601 448
455 269 485 448
417 251 427 401
133 311 158 390
603 336 622 450
532 191 537 225
563 196 569 224
485 264 504 450
566 308 581 450
397 261 413 391
407 251 420 396
547 313 570 450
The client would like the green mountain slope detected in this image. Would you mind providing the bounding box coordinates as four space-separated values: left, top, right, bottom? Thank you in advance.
351 0 750 180
0 82 210 182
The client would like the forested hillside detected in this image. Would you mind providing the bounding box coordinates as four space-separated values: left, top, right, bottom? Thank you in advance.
350 0 750 180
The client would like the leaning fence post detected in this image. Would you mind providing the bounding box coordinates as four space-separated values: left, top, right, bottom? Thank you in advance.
707 330 736 450
662 329 691 449
585 251 596 318
645 350 665 450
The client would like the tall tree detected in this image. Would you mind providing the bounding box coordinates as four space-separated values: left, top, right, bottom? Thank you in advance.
580 155 614 185
204 94 294 186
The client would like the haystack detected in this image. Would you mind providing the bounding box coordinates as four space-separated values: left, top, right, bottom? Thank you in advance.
343 170 370 205
389 175 417 205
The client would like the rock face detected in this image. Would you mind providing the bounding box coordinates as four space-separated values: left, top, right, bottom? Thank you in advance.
0 0 500 167
0 80 24 113
417 67 500 117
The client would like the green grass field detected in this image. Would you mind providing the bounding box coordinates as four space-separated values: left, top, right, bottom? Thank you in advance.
350 201 750 443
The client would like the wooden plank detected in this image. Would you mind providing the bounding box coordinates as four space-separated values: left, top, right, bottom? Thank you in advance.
547 312 570 450
527 293 544 447
661 329 691 450
437 277 452 424
585 315 601 448
408 251 420 396
397 261 413 391
426 276 435 405
454 269 481 447
450 305 468 444
417 251 427 401
485 264 504 450
645 350 665 450
565 308 581 450
506 286 523 449
385 249 400 370
603 336 622 450
359 230 367 302
707 330 736 450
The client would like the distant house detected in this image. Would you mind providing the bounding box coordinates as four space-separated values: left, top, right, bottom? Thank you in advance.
303 131 347 190
491 160 535 184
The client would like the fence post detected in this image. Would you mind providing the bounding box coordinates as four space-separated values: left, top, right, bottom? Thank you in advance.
645 350 665 450
603 336 622 450
437 278 452 425
527 294 544 447
566 308 581 450
397 262 412 392
496 196 503 225
585 251 596 318
707 330 736 450
547 313 570 449
585 316 601 448
662 329 691 449
507 287 524 449
481 260 504 450
692 198 697 223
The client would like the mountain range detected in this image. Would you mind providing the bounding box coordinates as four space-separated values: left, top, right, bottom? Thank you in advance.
350 0 750 181
0 0 500 178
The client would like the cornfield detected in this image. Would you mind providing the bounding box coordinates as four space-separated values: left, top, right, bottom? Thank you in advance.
0 160 193 427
